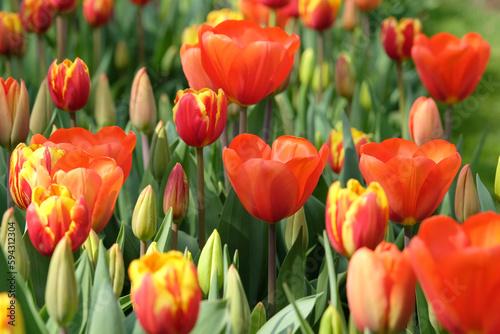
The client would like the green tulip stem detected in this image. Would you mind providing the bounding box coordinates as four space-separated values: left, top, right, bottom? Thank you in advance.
404 225 412 248
171 223 178 251
239 105 247 134
37 34 47 80
197 147 206 249
6 151 11 208
137 7 145 65
93 27 101 71
141 133 149 171
70 112 77 128
263 97 273 143
140 241 147 257
317 31 324 103
221 125 230 193
5 57 12 78
268 222 277 317
56 15 66 61
269 8 276 27
346 99 352 120
60 327 68 334
397 61 408 140
445 104 453 142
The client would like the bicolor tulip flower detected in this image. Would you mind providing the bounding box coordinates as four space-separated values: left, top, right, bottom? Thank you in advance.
83 0 114 27
298 0 342 31
26 184 91 256
223 134 328 223
0 78 30 150
10 143 65 210
353 0 382 12
409 212 500 333
359 138 461 225
129 251 202 334
408 96 444 146
20 0 54 34
199 19 300 106
173 88 227 148
47 58 91 112
412 32 490 104
327 127 370 174
0 293 26 333
0 12 25 57
325 179 388 258
380 17 422 62
347 242 416 333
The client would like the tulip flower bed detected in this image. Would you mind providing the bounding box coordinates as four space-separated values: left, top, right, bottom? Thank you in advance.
1 0 500 333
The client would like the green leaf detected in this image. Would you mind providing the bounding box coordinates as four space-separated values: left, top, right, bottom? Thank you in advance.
208 267 220 300
23 233 51 308
283 283 314 334
69 250 94 334
469 130 487 175
190 300 231 334
119 294 132 313
415 284 437 334
154 208 173 252
257 293 323 334
116 222 126 252
339 112 363 187
313 258 329 324
476 174 497 213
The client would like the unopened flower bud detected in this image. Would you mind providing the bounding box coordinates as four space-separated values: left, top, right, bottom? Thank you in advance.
319 305 343 334
250 302 266 334
132 185 157 242
149 121 170 182
408 97 443 146
130 67 157 134
225 265 251 334
285 206 308 252
29 78 53 135
95 74 116 129
184 247 193 262
359 80 372 111
82 228 99 268
455 164 480 223
106 243 125 297
163 163 189 224
335 53 355 100
114 41 129 70
312 61 330 92
146 241 160 255
1 208 29 281
299 48 315 84
197 229 223 296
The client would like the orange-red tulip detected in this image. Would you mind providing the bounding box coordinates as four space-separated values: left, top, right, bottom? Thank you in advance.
408 96 443 146
20 0 54 34
0 78 30 150
0 12 25 57
411 32 490 104
198 19 300 106
341 0 358 31
282 0 299 17
380 17 422 62
129 251 202 334
173 88 227 148
27 184 91 256
408 212 500 334
353 0 381 12
347 242 416 333
83 0 114 27
223 134 328 223
239 0 292 28
47 58 91 112
298 0 342 31
359 138 461 225
180 44 218 91
327 127 369 174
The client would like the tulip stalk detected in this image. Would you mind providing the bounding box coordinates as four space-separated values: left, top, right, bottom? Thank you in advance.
263 98 273 144
404 225 412 248
6 151 11 208
141 133 149 170
396 61 408 139
197 147 206 249
36 35 47 80
317 32 324 103
93 28 101 71
56 16 67 61
445 105 453 142
239 106 247 134
268 223 276 317
5 57 12 78
171 223 178 250
137 7 145 65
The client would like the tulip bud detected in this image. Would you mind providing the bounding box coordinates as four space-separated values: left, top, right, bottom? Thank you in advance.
335 53 355 100
130 67 157 134
285 206 308 252
455 164 480 223
299 48 315 84
0 208 30 281
408 97 444 146
250 302 266 334
132 185 157 242
149 121 170 182
20 0 54 34
163 163 189 224
319 305 343 334
0 293 26 333
0 78 30 150
94 74 116 129
29 78 53 135
312 61 330 92
495 156 500 204
359 80 371 111
342 0 359 31
114 41 129 70
197 229 223 296
146 241 160 254
225 265 251 334
381 17 422 62
45 236 78 328
327 127 370 174
82 228 99 268
106 243 125 297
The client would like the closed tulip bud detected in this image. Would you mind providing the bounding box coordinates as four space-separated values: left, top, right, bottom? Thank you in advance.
299 48 315 84
0 293 26 333
20 0 54 34
1 208 30 280
163 163 189 224
197 229 223 296
342 0 358 31
146 241 160 254
250 302 266 334
347 242 416 333
312 61 330 92
29 78 53 135
0 12 25 57
408 97 444 146
381 17 422 62
225 265 251 334
285 206 308 251
495 156 500 203
47 58 91 112
130 67 157 134
114 41 129 70
327 127 370 174
359 80 371 111
45 236 78 328
106 243 125 297
149 121 170 182
319 305 343 334
83 0 114 27
94 73 116 129
82 228 99 268
129 251 202 334
132 185 157 242
335 53 355 100
326 180 388 258
455 164 480 223
298 0 342 31
173 88 227 148
0 78 29 150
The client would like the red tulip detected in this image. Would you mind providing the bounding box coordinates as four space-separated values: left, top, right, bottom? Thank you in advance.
198 19 300 106
129 0 150 6
411 32 490 104
298 0 342 31
83 0 114 27
408 212 500 334
408 96 443 146
180 43 218 91
380 17 422 62
20 0 54 34
0 12 25 57
359 138 461 225
258 0 290 8
281 0 299 18
223 134 328 223
353 0 381 12
46 0 76 13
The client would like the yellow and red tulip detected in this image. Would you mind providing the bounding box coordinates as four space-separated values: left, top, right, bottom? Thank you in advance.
380 17 422 62
0 292 26 334
26 184 91 256
327 127 370 174
0 12 25 57
298 0 342 31
206 8 244 26
20 0 54 34
47 58 91 112
129 251 202 334
83 0 114 27
326 179 388 258
0 78 30 150
173 88 227 148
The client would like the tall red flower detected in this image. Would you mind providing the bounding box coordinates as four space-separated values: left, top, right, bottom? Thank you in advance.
359 138 461 225
411 32 490 104
223 134 328 223
409 212 500 334
198 19 300 106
